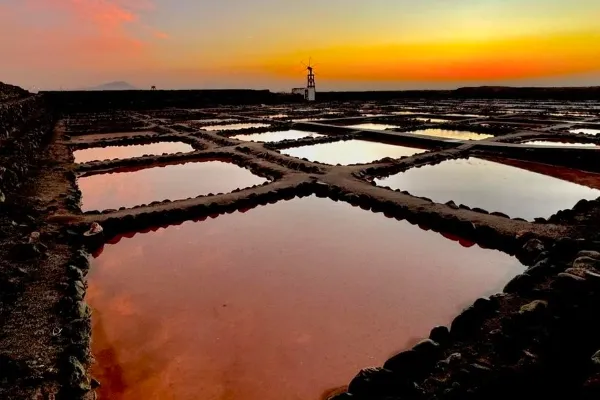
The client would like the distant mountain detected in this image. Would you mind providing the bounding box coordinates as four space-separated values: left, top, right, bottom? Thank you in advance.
83 81 138 91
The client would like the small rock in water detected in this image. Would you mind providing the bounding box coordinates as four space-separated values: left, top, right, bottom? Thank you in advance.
84 222 103 236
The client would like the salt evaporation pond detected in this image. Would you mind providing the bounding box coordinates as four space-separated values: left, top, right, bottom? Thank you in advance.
522 141 597 148
78 161 267 211
74 142 194 164
347 123 400 130
570 128 600 136
375 157 600 220
233 129 324 142
281 140 426 165
88 196 523 400
202 123 271 131
410 129 493 141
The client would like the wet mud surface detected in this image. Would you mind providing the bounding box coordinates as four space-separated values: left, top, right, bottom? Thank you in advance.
2 90 600 399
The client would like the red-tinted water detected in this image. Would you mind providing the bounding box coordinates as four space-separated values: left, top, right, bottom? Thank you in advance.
74 142 195 163
78 161 267 211
88 196 523 400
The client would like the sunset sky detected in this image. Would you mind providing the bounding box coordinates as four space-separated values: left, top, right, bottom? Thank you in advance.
1 0 600 91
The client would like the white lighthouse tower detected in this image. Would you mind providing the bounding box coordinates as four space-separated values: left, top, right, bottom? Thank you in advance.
305 64 316 101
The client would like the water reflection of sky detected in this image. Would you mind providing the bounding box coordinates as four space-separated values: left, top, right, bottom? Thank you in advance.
78 161 267 211
74 142 194 163
89 196 523 400
347 123 400 130
522 141 597 148
409 129 493 141
281 140 426 165
232 129 324 142
570 128 600 136
376 157 600 220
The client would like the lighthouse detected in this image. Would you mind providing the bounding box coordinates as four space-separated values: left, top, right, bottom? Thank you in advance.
306 65 316 101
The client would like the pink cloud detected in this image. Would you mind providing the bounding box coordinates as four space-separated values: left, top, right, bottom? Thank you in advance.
153 30 169 39
0 0 167 87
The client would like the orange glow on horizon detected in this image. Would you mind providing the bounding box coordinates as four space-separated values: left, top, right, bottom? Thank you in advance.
2 1 600 88
244 30 600 82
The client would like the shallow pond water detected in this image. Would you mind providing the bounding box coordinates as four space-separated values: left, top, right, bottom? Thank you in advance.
570 128 600 136
78 161 267 211
409 129 493 141
281 140 427 165
73 142 195 164
347 123 400 130
522 141 597 148
88 196 523 400
232 129 324 142
202 123 271 131
375 157 600 220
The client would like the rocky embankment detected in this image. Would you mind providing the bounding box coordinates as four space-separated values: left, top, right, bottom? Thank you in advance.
0 82 29 103
0 93 53 200
0 83 81 398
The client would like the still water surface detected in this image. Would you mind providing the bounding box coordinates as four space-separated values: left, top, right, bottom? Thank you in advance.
89 196 523 400
375 157 600 220
570 128 600 136
347 123 400 130
78 161 267 211
409 129 493 141
281 140 426 165
74 142 194 164
233 129 324 142
522 141 597 148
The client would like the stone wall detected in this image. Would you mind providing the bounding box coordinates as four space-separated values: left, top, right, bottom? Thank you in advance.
0 94 54 202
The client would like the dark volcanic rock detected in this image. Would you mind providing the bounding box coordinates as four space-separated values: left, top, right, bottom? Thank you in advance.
429 325 451 346
503 273 534 294
519 238 546 264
